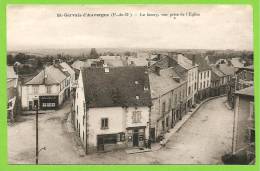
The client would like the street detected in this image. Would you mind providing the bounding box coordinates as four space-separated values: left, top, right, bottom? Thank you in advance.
8 97 234 164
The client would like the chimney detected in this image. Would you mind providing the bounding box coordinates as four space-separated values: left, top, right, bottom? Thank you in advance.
154 66 160 75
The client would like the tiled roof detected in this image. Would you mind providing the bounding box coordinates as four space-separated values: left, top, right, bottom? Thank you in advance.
81 66 152 108
235 86 254 97
218 64 236 76
60 62 75 76
194 56 211 72
149 68 186 98
25 65 67 85
211 65 225 78
230 58 244 68
71 60 86 70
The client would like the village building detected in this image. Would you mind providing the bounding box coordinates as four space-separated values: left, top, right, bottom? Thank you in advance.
99 55 124 67
7 66 19 121
232 86 254 164
59 62 76 90
149 67 187 141
71 60 87 79
169 53 198 108
227 65 254 108
21 64 71 111
210 64 235 96
74 66 152 153
193 56 212 102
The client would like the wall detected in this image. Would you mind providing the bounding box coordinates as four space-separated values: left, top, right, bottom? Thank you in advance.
21 84 60 109
233 95 254 154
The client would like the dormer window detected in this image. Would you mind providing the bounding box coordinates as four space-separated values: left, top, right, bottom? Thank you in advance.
136 96 140 100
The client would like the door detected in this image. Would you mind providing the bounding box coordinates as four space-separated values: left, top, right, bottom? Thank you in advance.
133 129 139 147
149 128 155 142
29 101 33 110
97 136 104 151
33 100 38 109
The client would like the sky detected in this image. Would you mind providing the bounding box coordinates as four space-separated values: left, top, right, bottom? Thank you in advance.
7 5 253 51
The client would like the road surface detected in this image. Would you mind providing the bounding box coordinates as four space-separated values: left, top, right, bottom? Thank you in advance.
8 97 234 164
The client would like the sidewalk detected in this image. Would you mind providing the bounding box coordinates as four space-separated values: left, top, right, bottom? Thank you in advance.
153 95 227 150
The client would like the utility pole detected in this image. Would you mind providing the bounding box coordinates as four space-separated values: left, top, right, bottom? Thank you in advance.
35 103 39 165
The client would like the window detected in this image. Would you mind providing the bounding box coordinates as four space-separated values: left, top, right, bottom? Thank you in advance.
188 86 191 95
83 131 85 141
249 102 254 120
203 81 205 88
207 71 210 77
162 102 166 113
166 117 169 127
83 114 85 126
132 111 142 123
162 120 165 131
101 118 109 129
201 73 202 79
76 105 78 115
207 80 209 87
204 72 206 79
136 96 140 100
47 86 52 94
32 86 39 94
168 98 172 111
194 82 197 90
102 134 117 144
117 132 125 142
200 82 202 89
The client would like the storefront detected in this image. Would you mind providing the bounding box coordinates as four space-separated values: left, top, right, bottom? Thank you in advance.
126 126 146 148
96 132 125 152
39 95 59 110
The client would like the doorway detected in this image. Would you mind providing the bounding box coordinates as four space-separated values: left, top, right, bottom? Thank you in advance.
97 136 104 151
133 129 139 147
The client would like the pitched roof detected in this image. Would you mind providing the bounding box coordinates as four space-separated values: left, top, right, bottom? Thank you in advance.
218 64 236 76
60 62 75 76
25 65 67 85
194 56 211 72
211 65 225 78
149 68 186 98
230 57 244 68
71 60 86 70
235 86 254 97
81 66 152 108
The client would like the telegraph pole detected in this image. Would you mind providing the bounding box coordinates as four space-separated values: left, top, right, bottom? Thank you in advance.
35 103 39 164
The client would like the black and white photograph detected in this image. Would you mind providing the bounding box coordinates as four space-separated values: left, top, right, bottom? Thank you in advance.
7 5 254 164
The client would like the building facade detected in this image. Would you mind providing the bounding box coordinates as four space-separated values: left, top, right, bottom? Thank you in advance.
21 64 71 110
232 86 254 163
227 66 254 109
7 66 19 121
74 66 152 153
149 67 187 141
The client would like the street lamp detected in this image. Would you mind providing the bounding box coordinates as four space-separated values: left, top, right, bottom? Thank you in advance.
35 103 46 164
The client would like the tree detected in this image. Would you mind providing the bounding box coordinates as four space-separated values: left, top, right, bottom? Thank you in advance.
89 48 99 59
7 54 14 65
